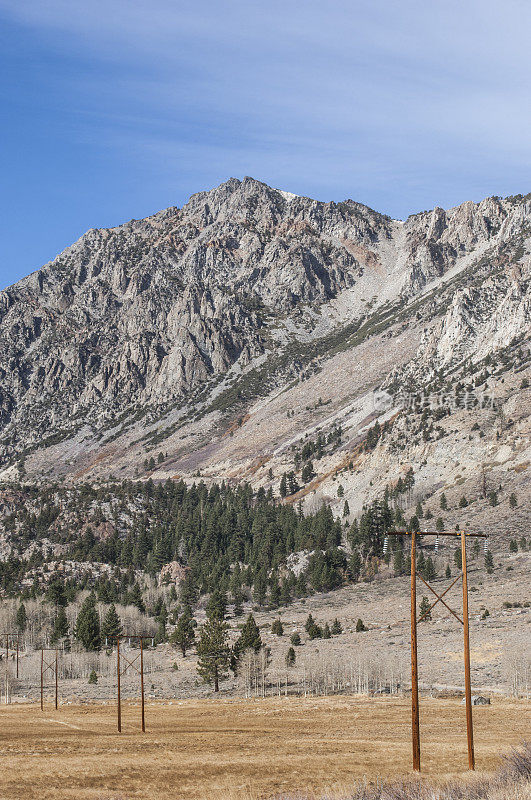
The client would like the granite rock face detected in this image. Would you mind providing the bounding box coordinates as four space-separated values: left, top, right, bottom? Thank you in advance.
0 177 530 476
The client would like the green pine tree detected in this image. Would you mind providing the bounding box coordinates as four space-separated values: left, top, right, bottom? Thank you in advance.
51 606 69 643
419 596 432 621
128 583 146 613
170 610 196 657
74 594 101 651
234 614 262 660
102 604 123 643
285 647 296 667
16 603 27 632
206 589 228 621
196 616 230 692
331 618 342 635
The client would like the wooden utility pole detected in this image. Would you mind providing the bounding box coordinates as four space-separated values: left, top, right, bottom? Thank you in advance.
117 637 121 733
40 648 59 711
461 532 474 770
0 633 21 686
140 637 145 733
55 649 58 711
410 531 420 771
114 635 148 733
387 530 486 772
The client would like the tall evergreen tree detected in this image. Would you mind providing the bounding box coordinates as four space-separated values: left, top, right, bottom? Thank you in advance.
101 603 123 641
196 616 230 692
74 594 101 651
128 583 146 613
51 606 69 643
206 589 228 621
170 610 195 656
233 613 262 660
16 602 27 632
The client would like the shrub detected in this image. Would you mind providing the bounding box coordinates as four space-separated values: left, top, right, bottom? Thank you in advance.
285 647 296 667
331 618 342 635
308 623 323 640
419 596 432 621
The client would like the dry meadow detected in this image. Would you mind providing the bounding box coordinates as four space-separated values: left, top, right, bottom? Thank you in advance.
0 696 529 800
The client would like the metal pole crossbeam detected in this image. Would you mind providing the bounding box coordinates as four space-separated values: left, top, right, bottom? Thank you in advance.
385 530 486 772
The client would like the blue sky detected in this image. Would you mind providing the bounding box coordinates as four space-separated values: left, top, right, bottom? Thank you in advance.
1 0 531 289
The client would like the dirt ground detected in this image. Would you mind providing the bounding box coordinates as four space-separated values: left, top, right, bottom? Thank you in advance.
0 697 529 800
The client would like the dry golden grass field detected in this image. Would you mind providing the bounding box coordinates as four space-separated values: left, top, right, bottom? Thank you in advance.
0 697 529 800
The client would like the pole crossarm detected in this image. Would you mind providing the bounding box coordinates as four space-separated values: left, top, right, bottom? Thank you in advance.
416 572 464 625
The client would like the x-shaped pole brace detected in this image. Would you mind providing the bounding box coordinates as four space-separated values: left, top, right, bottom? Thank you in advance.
416 571 464 625
119 650 142 677
42 658 57 676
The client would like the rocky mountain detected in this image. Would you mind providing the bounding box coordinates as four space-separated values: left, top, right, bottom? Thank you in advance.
0 177 529 533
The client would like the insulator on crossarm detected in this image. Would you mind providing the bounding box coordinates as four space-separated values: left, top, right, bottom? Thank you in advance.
435 535 439 553
484 536 489 554
383 536 389 554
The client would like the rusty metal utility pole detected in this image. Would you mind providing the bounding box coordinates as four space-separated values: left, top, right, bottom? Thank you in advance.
113 635 148 733
40 648 59 711
387 530 487 772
